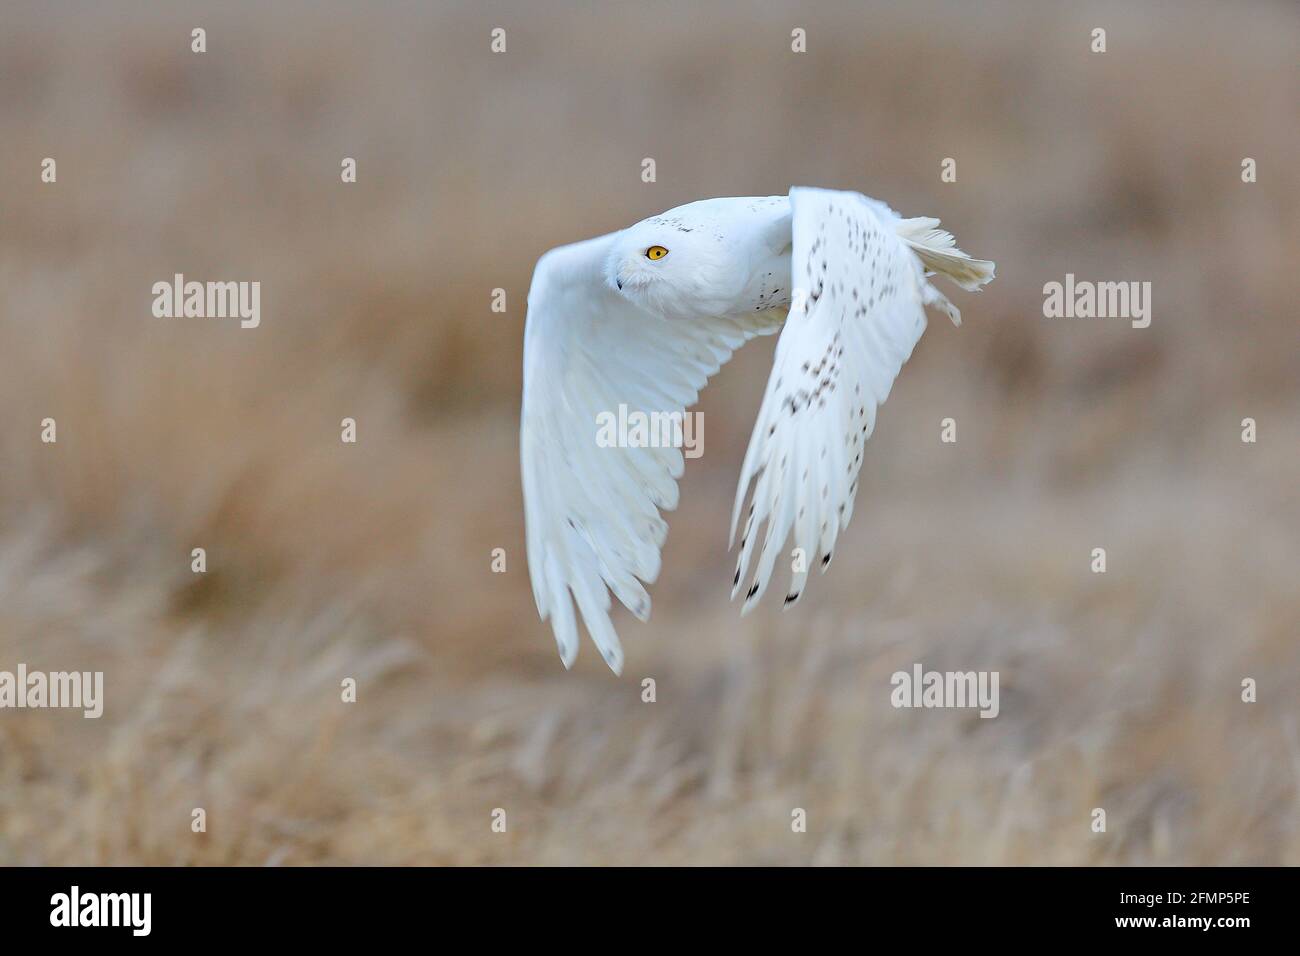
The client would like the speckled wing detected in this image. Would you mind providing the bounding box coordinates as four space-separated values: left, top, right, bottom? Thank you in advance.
728 187 944 611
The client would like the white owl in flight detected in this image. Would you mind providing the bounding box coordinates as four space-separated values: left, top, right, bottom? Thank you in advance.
521 187 994 673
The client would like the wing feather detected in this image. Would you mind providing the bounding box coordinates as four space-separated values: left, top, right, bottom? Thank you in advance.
521 235 777 672
730 187 990 611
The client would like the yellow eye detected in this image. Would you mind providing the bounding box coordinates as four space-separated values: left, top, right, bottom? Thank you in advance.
646 245 669 260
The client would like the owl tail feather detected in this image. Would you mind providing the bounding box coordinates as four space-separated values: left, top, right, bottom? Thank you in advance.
895 217 996 293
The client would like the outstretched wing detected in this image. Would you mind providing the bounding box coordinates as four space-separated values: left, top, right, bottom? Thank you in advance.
521 234 779 673
729 186 990 611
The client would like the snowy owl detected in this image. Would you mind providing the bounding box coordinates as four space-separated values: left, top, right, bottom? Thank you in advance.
521 187 994 673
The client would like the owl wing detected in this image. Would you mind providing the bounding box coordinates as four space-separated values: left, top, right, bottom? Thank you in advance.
521 233 780 673
729 186 993 611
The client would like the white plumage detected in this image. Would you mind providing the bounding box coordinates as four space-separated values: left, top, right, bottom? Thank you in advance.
521 187 994 673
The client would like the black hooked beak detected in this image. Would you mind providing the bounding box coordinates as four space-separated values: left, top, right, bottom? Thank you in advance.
616 279 623 290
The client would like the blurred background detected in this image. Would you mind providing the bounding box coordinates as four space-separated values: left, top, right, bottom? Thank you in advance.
0 0 1297 864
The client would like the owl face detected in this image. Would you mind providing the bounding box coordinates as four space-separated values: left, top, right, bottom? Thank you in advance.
605 221 732 318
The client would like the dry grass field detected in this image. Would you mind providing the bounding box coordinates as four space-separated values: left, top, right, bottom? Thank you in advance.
0 0 1297 864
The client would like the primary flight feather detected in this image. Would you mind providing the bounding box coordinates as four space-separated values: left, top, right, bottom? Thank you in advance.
520 187 994 673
